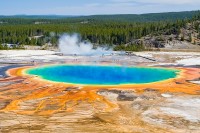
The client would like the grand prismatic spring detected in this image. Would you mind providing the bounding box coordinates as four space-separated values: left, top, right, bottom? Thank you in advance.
25 65 179 85
1 63 199 114
0 53 200 132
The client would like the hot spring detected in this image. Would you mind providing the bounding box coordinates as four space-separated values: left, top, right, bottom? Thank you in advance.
25 65 179 85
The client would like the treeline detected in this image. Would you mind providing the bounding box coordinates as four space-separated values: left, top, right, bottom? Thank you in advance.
0 11 199 51
0 43 24 50
0 19 190 45
85 11 200 22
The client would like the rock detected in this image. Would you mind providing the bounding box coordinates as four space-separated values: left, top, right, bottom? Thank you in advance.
97 89 122 94
63 86 80 92
139 95 149 100
161 93 172 98
24 82 29 84
144 88 158 92
98 89 137 101
107 89 122 94
175 82 183 84
117 94 138 101
97 89 134 95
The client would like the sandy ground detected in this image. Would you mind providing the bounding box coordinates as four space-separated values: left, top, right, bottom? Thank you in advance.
0 50 200 133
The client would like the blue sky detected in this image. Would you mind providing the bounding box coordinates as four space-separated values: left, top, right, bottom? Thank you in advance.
0 0 200 15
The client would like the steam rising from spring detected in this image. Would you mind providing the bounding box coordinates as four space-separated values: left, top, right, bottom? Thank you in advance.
58 34 112 56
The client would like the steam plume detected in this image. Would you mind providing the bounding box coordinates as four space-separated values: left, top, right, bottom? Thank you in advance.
58 34 112 56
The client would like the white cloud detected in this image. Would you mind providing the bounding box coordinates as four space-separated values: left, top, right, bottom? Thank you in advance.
146 0 200 5
111 0 200 5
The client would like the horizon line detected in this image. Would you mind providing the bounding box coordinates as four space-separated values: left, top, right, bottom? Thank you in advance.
0 10 199 17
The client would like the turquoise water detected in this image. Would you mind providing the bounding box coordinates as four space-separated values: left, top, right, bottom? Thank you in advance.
25 65 179 85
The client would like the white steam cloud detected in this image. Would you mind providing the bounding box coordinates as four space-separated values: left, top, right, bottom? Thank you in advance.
58 34 112 56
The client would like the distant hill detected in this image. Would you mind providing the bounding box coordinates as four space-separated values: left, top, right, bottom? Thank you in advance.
0 10 199 23
84 11 200 22
0 15 78 19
